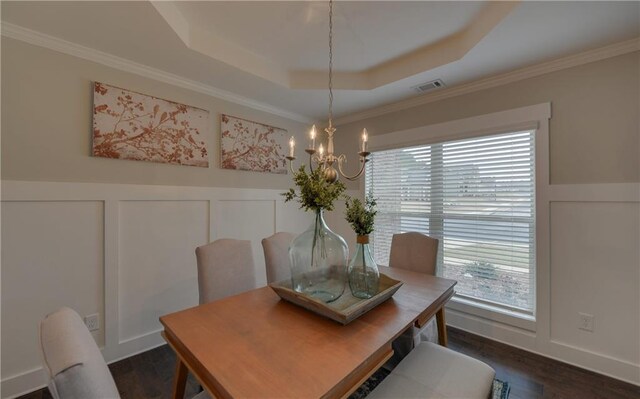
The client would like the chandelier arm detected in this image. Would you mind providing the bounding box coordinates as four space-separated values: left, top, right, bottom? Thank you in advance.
336 154 368 181
309 152 316 173
285 0 370 184
286 157 297 175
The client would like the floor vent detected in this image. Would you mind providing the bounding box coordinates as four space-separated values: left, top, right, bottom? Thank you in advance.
414 79 445 93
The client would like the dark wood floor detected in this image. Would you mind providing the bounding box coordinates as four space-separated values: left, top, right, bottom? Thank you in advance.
20 326 640 399
447 328 640 399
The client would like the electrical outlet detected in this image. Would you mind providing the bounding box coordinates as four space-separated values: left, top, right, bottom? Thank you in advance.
578 312 594 332
84 314 100 332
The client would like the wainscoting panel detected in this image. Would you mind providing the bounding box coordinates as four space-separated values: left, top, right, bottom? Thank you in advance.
549 201 640 365
446 183 640 386
117 200 209 344
0 181 321 399
1 201 105 383
215 200 276 287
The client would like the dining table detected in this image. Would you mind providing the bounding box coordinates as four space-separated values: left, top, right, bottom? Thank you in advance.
160 265 456 399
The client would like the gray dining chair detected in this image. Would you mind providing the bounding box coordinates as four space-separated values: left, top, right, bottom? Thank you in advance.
40 307 211 399
39 307 121 399
367 341 496 399
389 231 439 275
196 238 256 304
389 232 441 362
261 232 296 284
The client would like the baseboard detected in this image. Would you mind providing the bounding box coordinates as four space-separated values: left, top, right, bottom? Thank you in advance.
1 339 169 399
447 308 640 387
1 368 47 399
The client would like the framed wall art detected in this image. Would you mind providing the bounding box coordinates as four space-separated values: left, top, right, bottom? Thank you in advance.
92 82 210 167
220 114 288 174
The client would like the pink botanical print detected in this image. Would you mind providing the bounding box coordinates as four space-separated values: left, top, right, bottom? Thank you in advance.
220 114 287 174
92 82 209 167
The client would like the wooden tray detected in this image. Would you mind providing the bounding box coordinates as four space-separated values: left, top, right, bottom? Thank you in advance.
269 273 403 325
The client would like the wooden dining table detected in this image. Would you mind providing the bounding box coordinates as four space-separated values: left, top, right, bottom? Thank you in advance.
160 266 456 399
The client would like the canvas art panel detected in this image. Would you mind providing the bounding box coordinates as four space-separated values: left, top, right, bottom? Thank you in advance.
220 114 288 174
92 82 210 167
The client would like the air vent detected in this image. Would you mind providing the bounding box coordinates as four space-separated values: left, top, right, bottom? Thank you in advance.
413 79 445 93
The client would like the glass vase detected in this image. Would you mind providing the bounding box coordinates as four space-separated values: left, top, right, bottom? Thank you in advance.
348 235 380 299
289 209 348 303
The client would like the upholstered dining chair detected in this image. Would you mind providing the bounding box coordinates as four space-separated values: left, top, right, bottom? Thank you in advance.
368 342 496 399
39 307 121 399
261 232 296 284
389 232 441 361
40 307 210 399
195 238 256 304
389 231 439 275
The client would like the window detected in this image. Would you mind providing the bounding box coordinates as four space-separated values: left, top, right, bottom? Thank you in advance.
366 130 536 314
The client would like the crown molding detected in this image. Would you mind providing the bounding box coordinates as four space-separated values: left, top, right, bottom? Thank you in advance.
153 1 517 90
1 22 313 124
334 37 640 125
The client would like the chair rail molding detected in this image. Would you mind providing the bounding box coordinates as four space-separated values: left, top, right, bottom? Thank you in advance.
0 180 326 398
357 103 640 387
0 22 312 124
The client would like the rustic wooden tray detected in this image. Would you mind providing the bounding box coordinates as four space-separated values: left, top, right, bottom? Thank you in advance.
269 273 403 325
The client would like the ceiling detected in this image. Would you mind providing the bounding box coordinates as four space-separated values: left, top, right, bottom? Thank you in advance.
2 1 639 122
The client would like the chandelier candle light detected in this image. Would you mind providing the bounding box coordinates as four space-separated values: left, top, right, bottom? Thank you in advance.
286 0 370 183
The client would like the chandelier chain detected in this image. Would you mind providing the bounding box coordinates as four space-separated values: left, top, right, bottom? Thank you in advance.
285 0 369 182
328 0 333 128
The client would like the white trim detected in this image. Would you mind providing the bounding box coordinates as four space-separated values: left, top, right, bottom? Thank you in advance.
360 101 640 385
448 321 640 387
0 368 46 399
369 103 551 151
447 297 536 332
0 22 313 124
550 183 640 202
335 38 639 125
368 102 551 328
3 20 637 127
0 180 319 398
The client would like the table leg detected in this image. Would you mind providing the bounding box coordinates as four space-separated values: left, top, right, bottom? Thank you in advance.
172 358 188 399
436 308 448 347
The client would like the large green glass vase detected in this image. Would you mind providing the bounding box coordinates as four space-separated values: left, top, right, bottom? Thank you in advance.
289 209 348 303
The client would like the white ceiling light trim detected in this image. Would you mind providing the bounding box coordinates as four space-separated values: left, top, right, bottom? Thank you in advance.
153 1 518 90
334 37 640 125
1 22 313 124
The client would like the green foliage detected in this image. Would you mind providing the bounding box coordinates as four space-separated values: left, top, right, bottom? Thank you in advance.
282 165 347 212
344 193 378 235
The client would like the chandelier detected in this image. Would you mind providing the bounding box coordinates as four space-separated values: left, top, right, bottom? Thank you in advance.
286 0 370 183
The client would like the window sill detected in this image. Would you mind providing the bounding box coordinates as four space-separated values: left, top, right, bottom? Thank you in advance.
446 295 536 332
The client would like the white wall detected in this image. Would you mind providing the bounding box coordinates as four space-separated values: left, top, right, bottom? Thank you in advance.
2 18 638 398
0 36 360 398
0 36 311 189
0 181 363 398
334 50 640 386
445 183 640 385
346 101 640 385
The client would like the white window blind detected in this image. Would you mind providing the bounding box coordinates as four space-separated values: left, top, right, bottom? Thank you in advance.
366 130 536 313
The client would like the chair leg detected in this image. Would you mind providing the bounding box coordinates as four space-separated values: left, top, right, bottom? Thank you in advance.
436 308 448 347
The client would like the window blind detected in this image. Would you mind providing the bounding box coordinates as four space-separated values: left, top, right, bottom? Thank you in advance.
366 131 536 313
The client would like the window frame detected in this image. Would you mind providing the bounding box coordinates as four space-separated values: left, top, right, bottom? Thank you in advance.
361 103 551 330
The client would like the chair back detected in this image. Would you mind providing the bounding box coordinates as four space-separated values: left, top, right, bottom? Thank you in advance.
39 307 120 399
196 239 256 304
261 232 296 284
389 232 439 275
